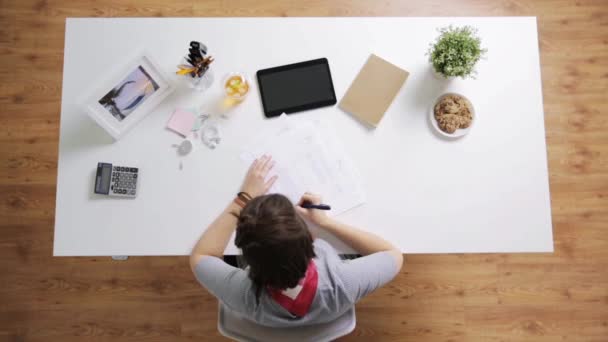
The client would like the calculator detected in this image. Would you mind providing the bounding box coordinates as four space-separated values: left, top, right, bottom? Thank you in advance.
94 162 139 198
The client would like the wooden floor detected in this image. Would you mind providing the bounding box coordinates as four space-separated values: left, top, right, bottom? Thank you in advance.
1 0 607 341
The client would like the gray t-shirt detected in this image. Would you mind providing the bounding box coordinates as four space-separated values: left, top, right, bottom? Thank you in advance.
193 239 398 327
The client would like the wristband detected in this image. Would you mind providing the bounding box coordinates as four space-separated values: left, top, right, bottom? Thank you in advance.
234 197 247 208
237 191 253 201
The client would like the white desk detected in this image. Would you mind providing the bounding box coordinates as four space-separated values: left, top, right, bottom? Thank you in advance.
54 17 553 256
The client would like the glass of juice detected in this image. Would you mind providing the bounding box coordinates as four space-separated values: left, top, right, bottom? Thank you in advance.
223 72 250 101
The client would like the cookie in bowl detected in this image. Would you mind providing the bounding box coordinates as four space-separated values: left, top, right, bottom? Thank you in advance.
429 93 475 138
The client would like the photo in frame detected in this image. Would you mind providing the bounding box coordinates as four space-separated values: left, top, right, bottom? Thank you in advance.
84 54 174 140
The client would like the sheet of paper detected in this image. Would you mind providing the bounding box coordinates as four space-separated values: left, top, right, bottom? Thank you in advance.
241 115 365 216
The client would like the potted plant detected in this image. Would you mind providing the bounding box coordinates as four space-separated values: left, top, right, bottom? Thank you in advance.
427 25 487 80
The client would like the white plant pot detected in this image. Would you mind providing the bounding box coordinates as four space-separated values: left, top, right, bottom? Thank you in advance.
432 67 456 81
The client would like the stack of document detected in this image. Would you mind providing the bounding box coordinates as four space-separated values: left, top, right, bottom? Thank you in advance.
240 115 365 216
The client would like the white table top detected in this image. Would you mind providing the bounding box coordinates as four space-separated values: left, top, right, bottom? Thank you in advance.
54 17 553 256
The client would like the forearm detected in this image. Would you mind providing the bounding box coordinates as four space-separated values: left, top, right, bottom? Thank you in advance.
320 218 398 255
190 201 241 263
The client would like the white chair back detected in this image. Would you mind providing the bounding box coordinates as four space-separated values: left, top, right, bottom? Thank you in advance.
217 302 356 342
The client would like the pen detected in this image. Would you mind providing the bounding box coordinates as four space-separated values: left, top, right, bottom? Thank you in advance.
301 203 331 210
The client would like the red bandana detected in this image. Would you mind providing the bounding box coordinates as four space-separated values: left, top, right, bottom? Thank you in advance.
267 260 318 317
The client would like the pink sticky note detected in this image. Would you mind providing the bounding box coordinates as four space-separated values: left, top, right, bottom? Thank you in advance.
167 109 197 137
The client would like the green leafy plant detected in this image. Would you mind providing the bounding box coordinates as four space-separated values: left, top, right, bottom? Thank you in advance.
428 25 487 79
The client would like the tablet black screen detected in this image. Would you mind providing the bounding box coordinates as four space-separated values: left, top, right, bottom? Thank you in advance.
257 58 336 117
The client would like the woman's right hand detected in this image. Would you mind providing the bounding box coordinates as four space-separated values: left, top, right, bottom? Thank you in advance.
295 192 332 227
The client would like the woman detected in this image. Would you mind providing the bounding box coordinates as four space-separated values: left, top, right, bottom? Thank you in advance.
190 155 403 327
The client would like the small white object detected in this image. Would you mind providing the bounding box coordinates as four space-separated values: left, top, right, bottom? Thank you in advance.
111 256 129 261
282 284 304 300
201 120 221 149
428 92 475 138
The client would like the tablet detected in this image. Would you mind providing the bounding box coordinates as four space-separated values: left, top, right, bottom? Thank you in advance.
256 58 337 118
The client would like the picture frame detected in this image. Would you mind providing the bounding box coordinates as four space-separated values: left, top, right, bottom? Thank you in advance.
83 53 174 140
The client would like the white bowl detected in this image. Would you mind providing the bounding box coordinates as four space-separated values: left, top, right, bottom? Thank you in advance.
429 92 475 138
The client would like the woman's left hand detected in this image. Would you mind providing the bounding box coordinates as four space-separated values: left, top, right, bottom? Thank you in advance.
240 155 278 198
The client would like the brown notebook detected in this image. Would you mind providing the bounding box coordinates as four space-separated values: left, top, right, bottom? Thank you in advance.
339 54 409 127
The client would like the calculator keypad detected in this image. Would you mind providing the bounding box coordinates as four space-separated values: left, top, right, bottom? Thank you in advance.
110 166 138 198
